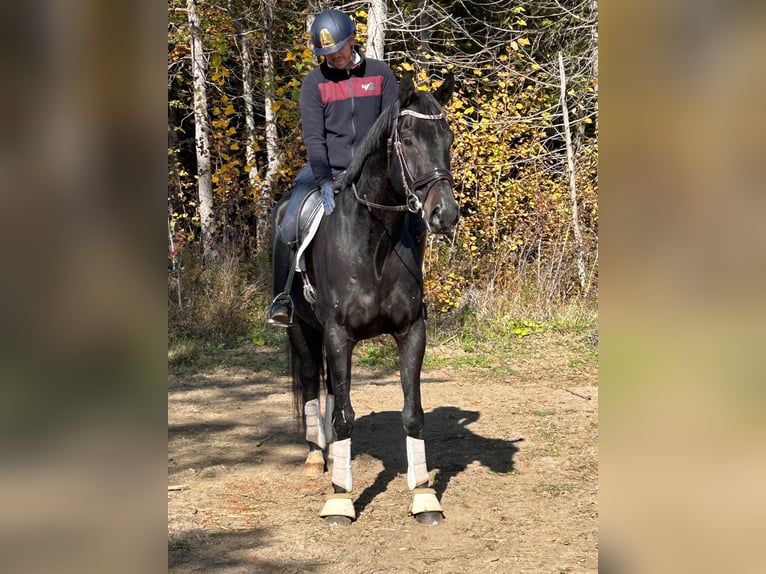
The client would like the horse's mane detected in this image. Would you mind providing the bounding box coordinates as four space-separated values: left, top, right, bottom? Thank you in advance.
341 89 444 188
341 102 395 185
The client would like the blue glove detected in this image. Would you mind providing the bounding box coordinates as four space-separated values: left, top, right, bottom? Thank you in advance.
320 181 335 215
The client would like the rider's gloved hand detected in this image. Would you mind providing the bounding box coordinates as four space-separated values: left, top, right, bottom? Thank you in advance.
321 181 335 215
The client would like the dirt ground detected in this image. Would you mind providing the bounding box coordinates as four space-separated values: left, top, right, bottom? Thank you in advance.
168 335 598 573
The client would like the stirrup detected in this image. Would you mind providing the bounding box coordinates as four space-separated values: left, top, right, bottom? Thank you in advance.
267 294 292 327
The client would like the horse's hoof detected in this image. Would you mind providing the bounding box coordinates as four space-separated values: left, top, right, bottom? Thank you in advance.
323 515 353 526
304 463 325 477
415 511 444 526
319 493 355 524
304 451 326 476
409 488 443 524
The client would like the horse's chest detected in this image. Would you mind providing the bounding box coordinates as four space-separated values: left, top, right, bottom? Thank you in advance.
314 244 422 330
338 279 421 330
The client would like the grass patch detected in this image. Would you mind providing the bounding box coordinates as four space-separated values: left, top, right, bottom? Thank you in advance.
568 357 587 369
449 355 492 368
249 323 287 348
423 354 449 368
356 337 399 369
168 332 288 378
168 337 202 368
169 247 273 346
167 257 598 386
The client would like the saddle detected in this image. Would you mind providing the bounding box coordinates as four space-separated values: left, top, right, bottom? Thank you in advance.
277 186 324 248
276 187 325 304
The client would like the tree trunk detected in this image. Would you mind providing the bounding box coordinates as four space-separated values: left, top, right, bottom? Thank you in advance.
590 0 599 133
306 11 316 52
366 0 387 60
187 0 216 262
558 51 586 290
257 0 282 253
228 0 259 190
416 0 432 67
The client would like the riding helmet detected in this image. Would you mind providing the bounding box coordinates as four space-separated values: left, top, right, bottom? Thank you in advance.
310 9 356 56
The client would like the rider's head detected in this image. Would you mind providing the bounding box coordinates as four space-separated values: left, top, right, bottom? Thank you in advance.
310 9 356 69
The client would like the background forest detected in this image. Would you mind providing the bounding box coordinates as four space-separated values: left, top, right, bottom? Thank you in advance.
168 0 598 343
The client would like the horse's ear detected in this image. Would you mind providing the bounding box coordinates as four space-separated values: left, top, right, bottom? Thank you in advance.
398 71 416 107
433 73 454 106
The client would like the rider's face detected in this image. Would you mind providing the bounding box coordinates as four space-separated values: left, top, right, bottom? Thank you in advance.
326 36 355 70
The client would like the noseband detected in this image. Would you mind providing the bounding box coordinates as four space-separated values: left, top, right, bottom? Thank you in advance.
352 102 453 214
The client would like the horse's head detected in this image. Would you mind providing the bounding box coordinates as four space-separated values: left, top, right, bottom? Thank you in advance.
390 73 460 235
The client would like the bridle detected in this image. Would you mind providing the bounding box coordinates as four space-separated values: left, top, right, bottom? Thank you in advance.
352 102 453 214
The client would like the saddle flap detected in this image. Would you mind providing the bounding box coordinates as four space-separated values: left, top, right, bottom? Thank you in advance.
278 188 324 247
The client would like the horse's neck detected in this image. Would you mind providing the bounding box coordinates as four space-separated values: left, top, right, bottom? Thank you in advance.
333 160 424 276
352 161 407 241
356 148 405 208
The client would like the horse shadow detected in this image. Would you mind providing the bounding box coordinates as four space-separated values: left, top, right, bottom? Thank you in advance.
351 406 522 515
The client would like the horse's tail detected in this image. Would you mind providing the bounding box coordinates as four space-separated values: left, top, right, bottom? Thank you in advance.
286 326 305 420
286 324 326 421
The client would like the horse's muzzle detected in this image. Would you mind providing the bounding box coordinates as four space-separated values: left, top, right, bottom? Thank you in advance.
424 182 460 234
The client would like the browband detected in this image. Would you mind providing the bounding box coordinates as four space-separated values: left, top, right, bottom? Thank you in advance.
398 109 446 121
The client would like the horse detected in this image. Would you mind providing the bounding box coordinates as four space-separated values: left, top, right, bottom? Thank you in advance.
273 72 459 525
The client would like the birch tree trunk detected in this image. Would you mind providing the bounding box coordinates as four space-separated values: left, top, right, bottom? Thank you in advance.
306 11 315 52
187 0 216 262
366 0 387 60
257 0 282 253
558 51 586 289
416 0 433 64
228 0 259 190
592 0 599 133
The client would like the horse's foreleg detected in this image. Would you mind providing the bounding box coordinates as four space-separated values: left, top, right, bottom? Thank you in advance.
304 396 334 473
303 398 327 474
318 329 356 524
288 325 326 475
406 439 443 524
303 362 336 472
396 321 444 525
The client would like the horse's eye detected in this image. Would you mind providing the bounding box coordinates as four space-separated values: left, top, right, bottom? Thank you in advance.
403 137 414 146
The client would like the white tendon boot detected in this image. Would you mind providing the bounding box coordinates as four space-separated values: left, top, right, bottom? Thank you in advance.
406 436 430 490
304 398 326 450
406 436 443 516
319 438 355 520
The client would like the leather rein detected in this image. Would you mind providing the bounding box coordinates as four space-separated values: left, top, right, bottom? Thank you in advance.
352 104 453 214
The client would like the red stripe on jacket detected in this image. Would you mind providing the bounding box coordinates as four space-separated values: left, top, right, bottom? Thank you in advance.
318 75 383 104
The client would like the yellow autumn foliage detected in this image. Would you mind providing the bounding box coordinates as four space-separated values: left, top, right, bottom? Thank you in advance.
415 63 598 312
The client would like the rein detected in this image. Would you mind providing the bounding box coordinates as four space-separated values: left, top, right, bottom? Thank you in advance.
352 181 409 212
352 103 453 215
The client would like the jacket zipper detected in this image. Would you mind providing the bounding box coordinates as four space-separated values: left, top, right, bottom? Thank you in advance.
348 71 356 158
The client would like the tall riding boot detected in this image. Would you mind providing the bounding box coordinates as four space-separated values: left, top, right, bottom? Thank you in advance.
268 165 315 327
267 233 294 327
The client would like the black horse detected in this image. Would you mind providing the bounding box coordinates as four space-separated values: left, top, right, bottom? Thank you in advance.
274 73 459 525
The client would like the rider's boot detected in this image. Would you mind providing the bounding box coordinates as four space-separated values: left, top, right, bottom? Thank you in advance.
267 297 291 327
267 234 294 327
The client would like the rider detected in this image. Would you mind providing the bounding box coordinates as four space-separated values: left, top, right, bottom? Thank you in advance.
267 8 398 326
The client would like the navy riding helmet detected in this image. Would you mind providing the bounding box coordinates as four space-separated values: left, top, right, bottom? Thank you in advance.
310 9 356 56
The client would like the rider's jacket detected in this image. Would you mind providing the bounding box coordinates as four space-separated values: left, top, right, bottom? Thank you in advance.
300 47 397 186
